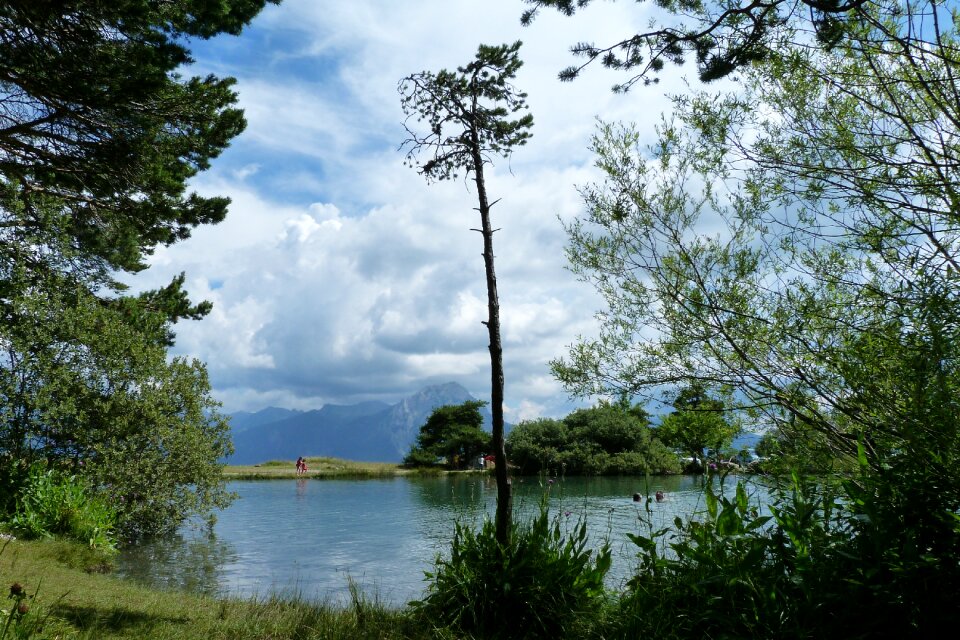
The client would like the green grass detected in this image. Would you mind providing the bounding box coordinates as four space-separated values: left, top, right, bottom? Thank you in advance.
223 456 408 480
0 538 425 640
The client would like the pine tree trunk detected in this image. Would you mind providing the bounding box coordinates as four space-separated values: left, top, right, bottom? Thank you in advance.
471 146 511 546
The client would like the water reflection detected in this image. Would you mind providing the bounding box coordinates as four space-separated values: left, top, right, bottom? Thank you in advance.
118 526 237 596
116 475 768 605
295 478 308 498
406 474 492 514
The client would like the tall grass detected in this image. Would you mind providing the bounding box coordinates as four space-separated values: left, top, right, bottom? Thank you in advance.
614 476 799 638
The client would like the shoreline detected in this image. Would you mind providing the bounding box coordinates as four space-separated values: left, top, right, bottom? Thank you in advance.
221 456 753 480
222 456 476 480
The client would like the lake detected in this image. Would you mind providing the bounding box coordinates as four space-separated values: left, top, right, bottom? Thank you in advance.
117 474 768 606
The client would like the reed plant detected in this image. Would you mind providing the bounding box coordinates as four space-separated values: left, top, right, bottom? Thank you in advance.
611 474 829 639
606 465 960 639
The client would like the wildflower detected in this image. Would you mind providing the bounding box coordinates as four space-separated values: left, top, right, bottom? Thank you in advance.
548 478 555 485
9 583 24 597
17 602 28 615
564 511 571 517
709 463 718 471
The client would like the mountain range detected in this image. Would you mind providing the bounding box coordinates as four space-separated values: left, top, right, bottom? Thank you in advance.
227 381 763 465
227 381 494 465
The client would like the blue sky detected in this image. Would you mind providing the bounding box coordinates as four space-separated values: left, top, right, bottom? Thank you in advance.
135 0 695 419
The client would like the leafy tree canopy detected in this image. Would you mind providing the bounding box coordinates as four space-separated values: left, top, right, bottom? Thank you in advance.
507 402 679 475
399 41 533 182
0 240 232 538
404 401 490 471
0 0 275 538
553 1 960 470
655 384 740 462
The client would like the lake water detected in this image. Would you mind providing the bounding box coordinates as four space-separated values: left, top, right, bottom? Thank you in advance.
117 474 769 606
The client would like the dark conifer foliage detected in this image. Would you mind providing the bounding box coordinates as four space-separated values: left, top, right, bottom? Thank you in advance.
522 0 871 88
0 0 278 272
0 1 278 538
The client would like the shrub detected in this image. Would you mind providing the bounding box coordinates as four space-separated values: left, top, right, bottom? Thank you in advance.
613 478 799 639
507 405 679 476
0 459 28 520
413 505 611 639
402 448 441 468
506 418 569 475
610 469 960 639
7 465 117 551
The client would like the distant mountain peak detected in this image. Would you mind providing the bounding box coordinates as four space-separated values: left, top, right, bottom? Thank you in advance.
228 381 490 464
414 381 476 401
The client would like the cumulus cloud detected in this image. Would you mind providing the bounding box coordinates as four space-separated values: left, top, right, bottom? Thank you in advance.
135 0 698 420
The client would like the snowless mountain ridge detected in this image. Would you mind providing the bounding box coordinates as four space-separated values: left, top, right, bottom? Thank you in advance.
227 382 493 465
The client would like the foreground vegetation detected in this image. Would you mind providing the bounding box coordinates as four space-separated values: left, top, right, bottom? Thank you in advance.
4 469 958 639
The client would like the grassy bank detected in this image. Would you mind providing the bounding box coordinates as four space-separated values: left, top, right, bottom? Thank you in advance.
0 538 425 640
222 457 416 480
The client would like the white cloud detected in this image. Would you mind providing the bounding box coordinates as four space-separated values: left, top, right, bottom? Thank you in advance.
134 0 701 418
232 163 261 181
510 399 548 423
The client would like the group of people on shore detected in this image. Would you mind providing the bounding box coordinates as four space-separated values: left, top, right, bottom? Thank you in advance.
295 456 308 476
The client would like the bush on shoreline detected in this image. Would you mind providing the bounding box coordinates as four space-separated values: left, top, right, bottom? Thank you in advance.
3 464 117 551
507 404 680 476
413 503 611 639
